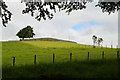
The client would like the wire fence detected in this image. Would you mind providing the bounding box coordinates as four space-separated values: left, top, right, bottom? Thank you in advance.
11 51 120 67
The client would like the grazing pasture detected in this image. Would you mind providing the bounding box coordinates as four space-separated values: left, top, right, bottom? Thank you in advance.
1 38 120 79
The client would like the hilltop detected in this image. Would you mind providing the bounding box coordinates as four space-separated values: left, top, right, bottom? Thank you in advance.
23 37 77 43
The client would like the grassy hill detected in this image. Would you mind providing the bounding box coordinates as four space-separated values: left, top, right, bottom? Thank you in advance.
24 37 77 43
2 38 120 79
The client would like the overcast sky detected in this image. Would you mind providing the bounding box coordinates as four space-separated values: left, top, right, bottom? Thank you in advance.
0 0 118 47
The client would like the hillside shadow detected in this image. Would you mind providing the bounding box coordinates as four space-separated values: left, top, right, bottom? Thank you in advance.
2 59 120 80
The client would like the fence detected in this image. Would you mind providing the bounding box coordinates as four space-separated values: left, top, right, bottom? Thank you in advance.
11 51 120 67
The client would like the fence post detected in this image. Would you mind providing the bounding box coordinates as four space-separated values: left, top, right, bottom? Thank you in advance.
12 57 15 67
70 53 72 62
34 55 36 65
117 51 119 60
88 52 89 60
102 51 104 60
111 45 113 49
53 54 55 64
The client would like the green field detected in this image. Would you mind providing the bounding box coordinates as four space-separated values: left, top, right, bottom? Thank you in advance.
2 38 120 79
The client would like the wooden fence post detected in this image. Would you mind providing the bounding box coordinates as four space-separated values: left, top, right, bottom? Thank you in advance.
12 57 15 67
88 52 89 60
102 51 104 60
34 55 36 65
53 54 55 64
70 53 72 61
117 51 119 60
111 45 113 49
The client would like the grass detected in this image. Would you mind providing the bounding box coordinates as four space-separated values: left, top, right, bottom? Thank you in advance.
2 38 120 79
2 60 120 79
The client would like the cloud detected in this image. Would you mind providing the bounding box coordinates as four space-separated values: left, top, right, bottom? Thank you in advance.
71 20 98 30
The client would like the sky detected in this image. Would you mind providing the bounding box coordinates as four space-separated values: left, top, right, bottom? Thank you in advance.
0 0 118 47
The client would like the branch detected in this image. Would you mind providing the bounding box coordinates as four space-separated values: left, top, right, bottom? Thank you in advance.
95 1 120 14
0 0 12 27
21 1 88 21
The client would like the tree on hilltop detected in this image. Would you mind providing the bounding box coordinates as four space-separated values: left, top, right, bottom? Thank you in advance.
98 38 103 46
16 26 35 40
92 35 97 48
92 35 104 48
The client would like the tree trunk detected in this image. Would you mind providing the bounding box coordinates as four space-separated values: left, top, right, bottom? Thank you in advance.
22 38 24 41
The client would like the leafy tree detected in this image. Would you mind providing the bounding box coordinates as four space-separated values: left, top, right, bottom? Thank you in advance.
97 38 103 46
0 0 120 27
16 26 35 40
92 35 97 48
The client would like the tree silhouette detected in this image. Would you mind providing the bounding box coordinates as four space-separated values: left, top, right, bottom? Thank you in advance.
22 0 120 22
0 0 12 27
92 35 97 48
97 38 103 46
16 26 35 40
0 0 120 27
96 1 120 14
22 1 88 21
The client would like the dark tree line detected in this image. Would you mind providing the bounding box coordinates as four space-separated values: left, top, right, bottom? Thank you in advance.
0 0 120 27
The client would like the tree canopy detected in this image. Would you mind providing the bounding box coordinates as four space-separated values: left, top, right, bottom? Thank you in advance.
92 35 97 48
92 35 103 48
22 1 120 22
98 38 103 46
0 0 12 27
0 0 120 27
16 26 35 40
